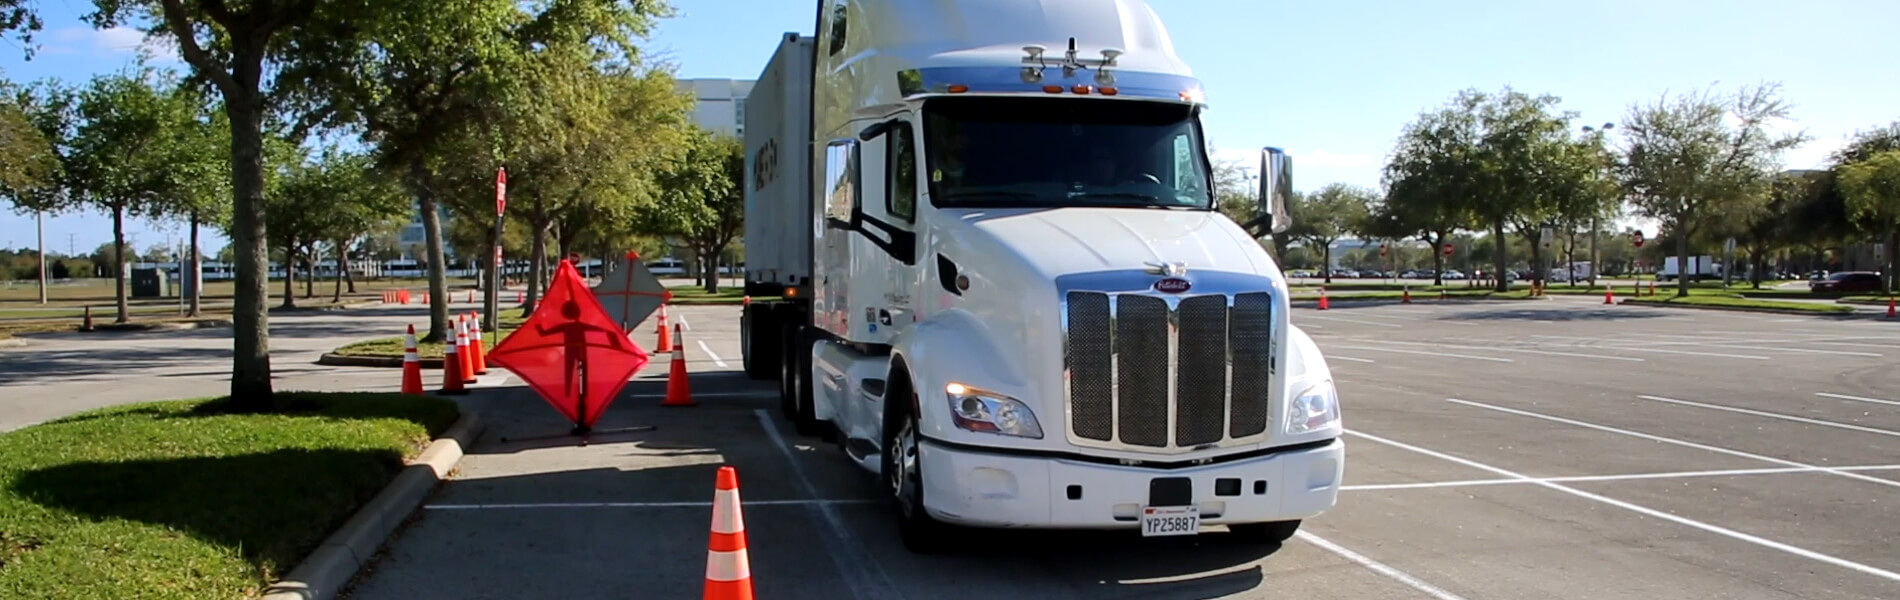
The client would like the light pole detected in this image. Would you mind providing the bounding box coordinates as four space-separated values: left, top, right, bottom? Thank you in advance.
1582 122 1614 287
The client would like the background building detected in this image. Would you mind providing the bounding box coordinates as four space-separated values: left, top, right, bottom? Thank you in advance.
677 78 755 137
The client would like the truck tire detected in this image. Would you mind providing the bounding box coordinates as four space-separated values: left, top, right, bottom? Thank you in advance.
1228 520 1302 545
778 322 822 437
741 303 781 380
884 381 954 554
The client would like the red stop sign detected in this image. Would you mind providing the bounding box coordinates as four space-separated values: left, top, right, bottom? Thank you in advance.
1632 231 1645 247
1442 243 1454 256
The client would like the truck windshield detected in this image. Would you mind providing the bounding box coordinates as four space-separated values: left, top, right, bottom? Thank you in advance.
921 96 1214 210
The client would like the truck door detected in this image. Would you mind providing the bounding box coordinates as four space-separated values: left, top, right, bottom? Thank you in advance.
847 116 922 345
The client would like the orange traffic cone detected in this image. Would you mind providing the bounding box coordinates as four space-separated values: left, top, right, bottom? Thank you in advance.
469 312 489 375
1402 286 1412 303
657 305 673 352
1604 287 1616 305
741 295 751 306
1440 289 1448 301
664 323 695 407
438 331 467 396
1887 296 1895 318
457 316 478 385
401 324 424 396
1318 287 1329 310
704 466 753 600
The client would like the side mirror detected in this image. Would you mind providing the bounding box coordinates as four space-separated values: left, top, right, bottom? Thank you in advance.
1259 147 1292 234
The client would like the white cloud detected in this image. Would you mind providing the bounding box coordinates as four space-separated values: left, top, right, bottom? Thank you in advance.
46 26 179 64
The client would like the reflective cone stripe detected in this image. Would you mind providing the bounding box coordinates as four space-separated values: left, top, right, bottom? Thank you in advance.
704 466 752 599
457 319 478 384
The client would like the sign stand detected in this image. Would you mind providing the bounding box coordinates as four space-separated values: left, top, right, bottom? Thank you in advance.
499 356 656 447
487 259 655 447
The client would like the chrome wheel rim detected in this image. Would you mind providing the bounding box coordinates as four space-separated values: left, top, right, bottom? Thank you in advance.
889 415 919 518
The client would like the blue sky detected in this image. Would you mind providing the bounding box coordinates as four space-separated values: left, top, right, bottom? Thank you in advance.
3 0 1897 256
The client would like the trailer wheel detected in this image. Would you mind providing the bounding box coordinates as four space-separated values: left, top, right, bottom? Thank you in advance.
741 303 781 380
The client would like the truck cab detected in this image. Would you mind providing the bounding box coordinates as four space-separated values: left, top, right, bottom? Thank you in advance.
740 0 1343 553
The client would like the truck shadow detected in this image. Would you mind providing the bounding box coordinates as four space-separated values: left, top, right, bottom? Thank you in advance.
375 381 1282 600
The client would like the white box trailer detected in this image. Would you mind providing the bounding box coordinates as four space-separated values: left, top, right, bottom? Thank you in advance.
738 0 1342 554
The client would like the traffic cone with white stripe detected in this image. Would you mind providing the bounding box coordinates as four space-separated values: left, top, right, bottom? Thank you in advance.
457 316 479 385
401 324 424 396
438 330 467 396
704 466 753 600
469 311 489 375
656 305 673 352
663 323 695 407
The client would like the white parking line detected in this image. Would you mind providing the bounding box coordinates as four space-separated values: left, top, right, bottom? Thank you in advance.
1344 427 1900 585
1302 315 1403 328
698 340 728 367
1342 464 1900 492
1370 339 1643 362
1332 345 1513 363
675 313 692 330
1638 395 1900 439
1329 356 1377 363
1448 398 1900 490
424 499 879 510
1816 392 1900 408
1294 531 1471 600
1598 346 1770 360
755 409 902 600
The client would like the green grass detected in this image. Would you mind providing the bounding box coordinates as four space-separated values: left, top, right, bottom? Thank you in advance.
663 287 778 305
1289 288 1541 301
332 314 526 360
1620 294 1854 314
0 392 459 600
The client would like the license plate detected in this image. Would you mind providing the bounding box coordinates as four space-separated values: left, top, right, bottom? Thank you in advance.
1140 505 1200 537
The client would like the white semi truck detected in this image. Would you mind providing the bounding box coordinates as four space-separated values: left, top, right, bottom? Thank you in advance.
739 0 1343 553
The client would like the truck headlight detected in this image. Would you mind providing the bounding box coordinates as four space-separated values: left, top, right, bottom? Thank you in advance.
1285 380 1340 435
946 383 1044 439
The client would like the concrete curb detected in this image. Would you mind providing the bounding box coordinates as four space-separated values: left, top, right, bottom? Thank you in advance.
1616 299 1856 317
0 338 25 348
259 411 485 600
317 352 446 369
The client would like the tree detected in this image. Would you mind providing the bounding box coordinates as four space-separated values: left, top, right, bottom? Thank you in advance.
1616 83 1807 297
1380 103 1480 286
85 0 363 405
19 68 205 323
1287 183 1374 283
642 127 745 293
283 0 674 343
1837 150 1900 293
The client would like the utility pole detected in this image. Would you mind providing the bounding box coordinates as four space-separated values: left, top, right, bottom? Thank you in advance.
36 210 47 304
1582 122 1614 287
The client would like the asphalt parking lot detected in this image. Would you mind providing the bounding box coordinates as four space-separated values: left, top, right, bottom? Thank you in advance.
345 297 1900 600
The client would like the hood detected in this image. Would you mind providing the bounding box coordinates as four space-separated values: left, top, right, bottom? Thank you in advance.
942 207 1275 281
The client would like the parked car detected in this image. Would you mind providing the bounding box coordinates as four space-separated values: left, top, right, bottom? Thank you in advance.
1809 271 1885 293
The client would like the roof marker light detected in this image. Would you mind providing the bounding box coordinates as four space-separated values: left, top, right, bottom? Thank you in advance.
1100 87 1119 96
947 84 968 93
1043 85 1062 94
1071 85 1092 95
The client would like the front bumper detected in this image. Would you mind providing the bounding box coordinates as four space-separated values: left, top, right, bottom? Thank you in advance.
917 437 1344 529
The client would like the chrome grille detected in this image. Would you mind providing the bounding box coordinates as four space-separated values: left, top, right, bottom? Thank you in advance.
1063 290 1275 450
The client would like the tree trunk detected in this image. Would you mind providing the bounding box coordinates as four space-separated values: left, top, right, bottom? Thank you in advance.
526 208 550 316
1431 231 1445 287
1492 217 1509 292
333 241 345 303
111 202 128 323
1886 227 1898 295
703 246 719 294
1321 242 1333 284
303 253 315 298
410 158 451 343
1674 221 1692 298
188 214 202 317
342 238 357 294
282 245 297 308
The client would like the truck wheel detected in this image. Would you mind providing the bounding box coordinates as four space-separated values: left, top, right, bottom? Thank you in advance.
884 387 953 554
741 303 781 380
1229 520 1302 545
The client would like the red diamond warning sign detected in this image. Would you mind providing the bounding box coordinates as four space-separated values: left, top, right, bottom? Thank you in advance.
486 259 650 428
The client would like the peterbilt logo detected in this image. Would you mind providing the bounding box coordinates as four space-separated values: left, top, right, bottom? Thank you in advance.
1154 277 1192 293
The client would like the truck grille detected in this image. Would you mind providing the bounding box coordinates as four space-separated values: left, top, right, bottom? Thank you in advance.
1064 291 1274 449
